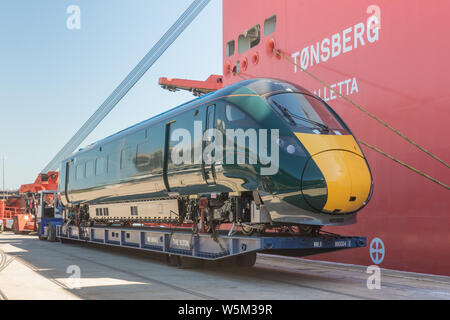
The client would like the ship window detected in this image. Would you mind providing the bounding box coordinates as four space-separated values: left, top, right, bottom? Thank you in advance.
76 164 85 180
226 40 235 57
264 15 277 36
238 25 261 54
95 157 105 175
85 161 95 178
120 147 135 169
225 105 246 122
136 142 151 167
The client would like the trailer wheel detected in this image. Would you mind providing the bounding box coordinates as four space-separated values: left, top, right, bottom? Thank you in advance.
177 256 202 269
166 255 179 267
37 223 45 240
219 256 239 268
47 224 57 242
13 217 20 235
236 252 256 267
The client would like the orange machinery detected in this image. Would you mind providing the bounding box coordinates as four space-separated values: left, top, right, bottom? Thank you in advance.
0 172 58 233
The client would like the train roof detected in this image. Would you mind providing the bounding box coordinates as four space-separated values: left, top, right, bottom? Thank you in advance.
64 78 311 160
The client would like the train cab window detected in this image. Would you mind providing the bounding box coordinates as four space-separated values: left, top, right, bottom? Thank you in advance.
226 40 235 57
136 142 151 167
85 161 95 178
268 93 349 135
225 104 246 122
264 15 277 36
238 25 261 54
76 164 85 180
95 157 106 175
120 147 135 169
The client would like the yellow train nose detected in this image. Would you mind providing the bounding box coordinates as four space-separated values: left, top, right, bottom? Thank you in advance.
295 133 372 213
308 150 371 213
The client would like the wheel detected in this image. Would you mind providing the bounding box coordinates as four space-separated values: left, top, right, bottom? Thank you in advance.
47 224 57 242
241 224 254 236
236 252 257 267
219 256 239 268
13 217 20 235
37 223 45 240
177 256 202 269
295 224 321 236
166 255 179 267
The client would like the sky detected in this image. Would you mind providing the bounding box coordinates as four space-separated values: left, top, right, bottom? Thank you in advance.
0 0 223 189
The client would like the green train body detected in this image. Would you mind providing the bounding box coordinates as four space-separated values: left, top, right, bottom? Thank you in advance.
59 79 373 231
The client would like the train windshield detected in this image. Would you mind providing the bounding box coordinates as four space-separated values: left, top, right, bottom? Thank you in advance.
268 93 349 135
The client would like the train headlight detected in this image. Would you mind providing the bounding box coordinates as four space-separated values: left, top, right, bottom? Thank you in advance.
276 136 305 156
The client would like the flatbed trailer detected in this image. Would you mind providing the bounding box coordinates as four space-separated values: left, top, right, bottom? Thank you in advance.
54 224 366 267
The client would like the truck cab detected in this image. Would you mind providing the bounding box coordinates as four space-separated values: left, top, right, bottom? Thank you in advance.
36 190 63 241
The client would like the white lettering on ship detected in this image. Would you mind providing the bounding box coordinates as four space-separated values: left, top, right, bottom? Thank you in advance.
313 77 359 101
291 9 380 72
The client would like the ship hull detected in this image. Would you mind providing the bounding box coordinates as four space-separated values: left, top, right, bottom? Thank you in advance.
223 0 450 275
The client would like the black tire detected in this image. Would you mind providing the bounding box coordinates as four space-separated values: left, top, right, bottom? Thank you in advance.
236 252 257 267
166 255 179 267
0 223 3 233
219 256 239 268
47 224 57 242
177 256 202 269
37 223 45 240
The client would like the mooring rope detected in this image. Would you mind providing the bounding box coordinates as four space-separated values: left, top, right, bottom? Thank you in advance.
358 140 449 189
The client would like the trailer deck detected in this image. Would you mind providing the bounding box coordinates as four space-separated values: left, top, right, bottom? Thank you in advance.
56 225 366 263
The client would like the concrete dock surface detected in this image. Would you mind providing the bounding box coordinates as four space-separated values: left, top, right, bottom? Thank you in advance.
0 232 449 300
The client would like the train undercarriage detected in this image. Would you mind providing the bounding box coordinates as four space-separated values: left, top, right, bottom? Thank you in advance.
64 191 322 236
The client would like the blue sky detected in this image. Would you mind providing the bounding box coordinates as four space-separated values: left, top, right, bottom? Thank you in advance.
0 0 223 189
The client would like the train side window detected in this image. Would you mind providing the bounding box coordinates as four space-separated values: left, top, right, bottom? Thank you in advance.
76 163 85 180
238 25 261 54
120 147 134 170
264 15 277 36
225 104 246 121
86 161 95 178
136 142 151 167
226 40 235 57
95 157 105 175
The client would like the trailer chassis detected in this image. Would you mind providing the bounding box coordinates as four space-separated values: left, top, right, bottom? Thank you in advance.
55 224 366 267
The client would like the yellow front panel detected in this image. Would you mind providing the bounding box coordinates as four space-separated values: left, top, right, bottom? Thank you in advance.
343 151 372 212
295 133 363 157
296 132 372 213
312 151 352 212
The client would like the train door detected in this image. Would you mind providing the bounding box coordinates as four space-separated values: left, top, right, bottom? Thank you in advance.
163 121 175 192
203 104 216 185
64 161 70 203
